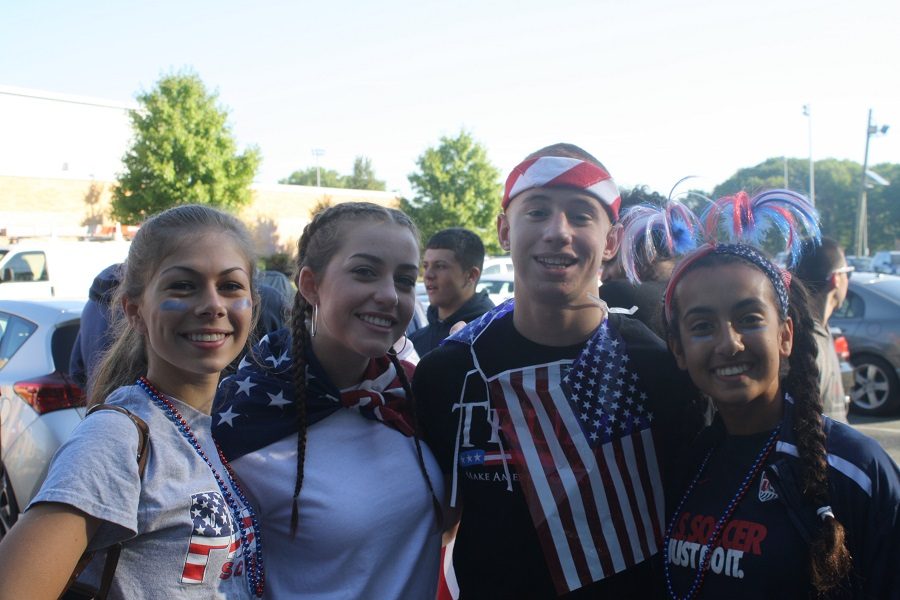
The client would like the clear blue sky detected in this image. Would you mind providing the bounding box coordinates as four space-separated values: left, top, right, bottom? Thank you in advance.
3 0 899 196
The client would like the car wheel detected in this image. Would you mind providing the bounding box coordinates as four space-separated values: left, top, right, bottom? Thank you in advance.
0 462 19 539
849 354 900 416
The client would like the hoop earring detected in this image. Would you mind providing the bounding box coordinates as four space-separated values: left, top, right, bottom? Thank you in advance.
310 304 319 337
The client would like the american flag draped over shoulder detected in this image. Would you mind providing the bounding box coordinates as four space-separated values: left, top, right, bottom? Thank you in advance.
455 307 665 595
213 329 415 461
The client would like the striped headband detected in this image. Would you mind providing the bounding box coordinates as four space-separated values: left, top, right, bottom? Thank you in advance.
663 243 792 323
502 156 621 221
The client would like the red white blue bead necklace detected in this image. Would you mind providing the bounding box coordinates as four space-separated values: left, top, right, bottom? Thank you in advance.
137 377 265 597
662 423 781 600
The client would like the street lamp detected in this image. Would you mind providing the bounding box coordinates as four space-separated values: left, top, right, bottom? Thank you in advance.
803 104 815 206
311 148 325 187
855 109 890 257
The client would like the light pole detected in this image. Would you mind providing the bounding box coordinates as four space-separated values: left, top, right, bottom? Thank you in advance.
311 148 325 187
803 104 815 205
855 109 890 257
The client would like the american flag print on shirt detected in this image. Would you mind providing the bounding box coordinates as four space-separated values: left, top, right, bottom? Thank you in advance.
181 491 242 584
486 319 665 595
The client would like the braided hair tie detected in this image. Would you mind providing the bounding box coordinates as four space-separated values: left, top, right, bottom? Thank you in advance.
816 505 835 521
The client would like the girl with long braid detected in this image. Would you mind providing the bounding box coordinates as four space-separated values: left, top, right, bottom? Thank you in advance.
213 202 444 598
621 190 900 598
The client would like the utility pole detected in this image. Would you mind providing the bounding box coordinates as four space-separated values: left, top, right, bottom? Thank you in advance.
803 105 815 205
855 110 890 257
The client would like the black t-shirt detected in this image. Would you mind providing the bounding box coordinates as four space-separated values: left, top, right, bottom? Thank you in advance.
415 311 705 599
665 430 811 599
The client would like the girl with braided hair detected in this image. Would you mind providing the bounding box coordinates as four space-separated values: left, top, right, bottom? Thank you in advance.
624 190 900 598
213 202 444 598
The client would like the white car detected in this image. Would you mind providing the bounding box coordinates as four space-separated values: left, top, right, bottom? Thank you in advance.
482 256 514 277
0 299 85 538
477 273 515 306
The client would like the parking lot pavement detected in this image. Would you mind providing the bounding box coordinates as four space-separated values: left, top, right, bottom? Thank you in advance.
848 413 900 465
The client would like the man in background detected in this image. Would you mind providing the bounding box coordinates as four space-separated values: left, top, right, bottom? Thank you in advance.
410 227 494 356
790 236 853 422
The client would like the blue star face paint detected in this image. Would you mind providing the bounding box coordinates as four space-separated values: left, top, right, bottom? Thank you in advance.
160 299 190 312
232 298 252 311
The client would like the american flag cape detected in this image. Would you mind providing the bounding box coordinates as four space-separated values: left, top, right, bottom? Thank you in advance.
213 328 415 461
447 302 665 595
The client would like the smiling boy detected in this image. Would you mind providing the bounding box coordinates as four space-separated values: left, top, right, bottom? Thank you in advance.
414 144 704 598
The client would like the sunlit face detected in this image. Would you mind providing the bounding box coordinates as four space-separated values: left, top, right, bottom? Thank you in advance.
498 187 619 305
422 248 474 315
670 262 793 418
300 221 419 372
127 233 253 391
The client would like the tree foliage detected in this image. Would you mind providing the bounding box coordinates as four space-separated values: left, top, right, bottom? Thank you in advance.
279 167 344 187
279 156 386 191
112 72 260 224
401 131 502 253
712 157 899 253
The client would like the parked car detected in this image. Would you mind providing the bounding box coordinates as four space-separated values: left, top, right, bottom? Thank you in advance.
482 256 514 277
0 299 85 539
829 273 900 415
845 255 873 272
870 250 900 275
830 327 853 420
0 241 129 300
477 273 515 305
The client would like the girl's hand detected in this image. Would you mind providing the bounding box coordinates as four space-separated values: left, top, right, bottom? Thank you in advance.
0 503 99 600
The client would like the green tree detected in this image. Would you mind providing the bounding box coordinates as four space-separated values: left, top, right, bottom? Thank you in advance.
112 71 260 224
402 131 502 253
866 162 900 252
279 167 344 187
344 156 386 191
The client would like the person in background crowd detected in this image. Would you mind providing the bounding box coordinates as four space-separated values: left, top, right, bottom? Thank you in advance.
410 227 494 356
789 237 852 422
69 263 122 391
654 190 899 599
213 202 444 598
0 204 265 599
599 197 699 339
415 143 706 598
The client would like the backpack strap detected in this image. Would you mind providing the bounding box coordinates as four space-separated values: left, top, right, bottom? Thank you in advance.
86 404 150 478
63 404 150 600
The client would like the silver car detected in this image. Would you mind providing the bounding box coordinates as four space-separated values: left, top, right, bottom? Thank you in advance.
0 299 85 538
830 273 900 416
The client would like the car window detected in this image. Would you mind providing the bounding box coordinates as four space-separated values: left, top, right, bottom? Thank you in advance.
1 251 48 283
0 311 38 370
832 290 864 319
51 322 80 374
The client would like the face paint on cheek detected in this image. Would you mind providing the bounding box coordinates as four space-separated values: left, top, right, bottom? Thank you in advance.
232 298 252 311
160 299 190 312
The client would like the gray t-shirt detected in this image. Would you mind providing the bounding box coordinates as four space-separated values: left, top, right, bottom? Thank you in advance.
813 322 848 423
29 385 257 600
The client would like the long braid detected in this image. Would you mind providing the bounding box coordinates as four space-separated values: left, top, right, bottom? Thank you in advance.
784 280 852 595
387 350 444 530
289 287 311 537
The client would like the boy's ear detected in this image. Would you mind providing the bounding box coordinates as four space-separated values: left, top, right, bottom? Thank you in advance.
466 266 481 287
497 213 510 252
602 224 623 262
